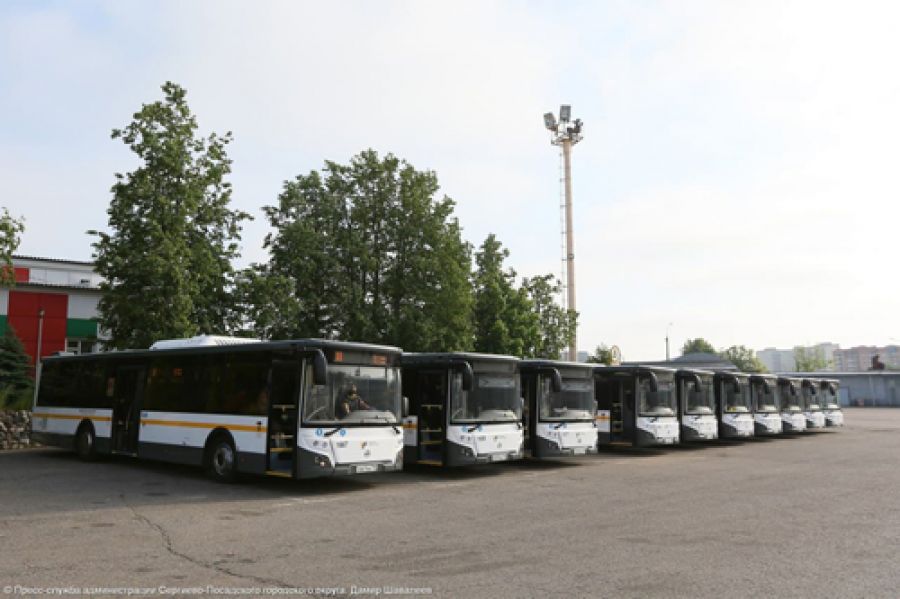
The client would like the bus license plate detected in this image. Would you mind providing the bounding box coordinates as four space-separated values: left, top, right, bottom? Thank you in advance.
355 464 377 473
573 447 586 455
491 454 507 462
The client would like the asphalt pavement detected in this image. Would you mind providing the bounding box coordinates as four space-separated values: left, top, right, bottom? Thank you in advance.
1 408 898 598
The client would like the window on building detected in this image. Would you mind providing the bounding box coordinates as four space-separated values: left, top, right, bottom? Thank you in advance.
66 339 97 355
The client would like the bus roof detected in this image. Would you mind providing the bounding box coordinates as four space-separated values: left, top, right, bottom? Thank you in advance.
675 367 715 378
519 359 595 373
594 365 678 376
401 352 519 367
40 338 402 364
714 371 751 382
750 373 778 383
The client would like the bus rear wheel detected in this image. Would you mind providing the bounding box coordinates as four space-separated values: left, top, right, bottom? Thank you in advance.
206 437 238 483
75 424 98 462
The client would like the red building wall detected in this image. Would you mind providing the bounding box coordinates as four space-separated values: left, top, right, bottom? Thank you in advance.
7 290 68 368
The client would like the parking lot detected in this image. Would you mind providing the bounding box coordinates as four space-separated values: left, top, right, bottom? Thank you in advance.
1 408 899 598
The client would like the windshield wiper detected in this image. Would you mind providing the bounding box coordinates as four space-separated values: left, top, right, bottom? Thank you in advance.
324 426 344 437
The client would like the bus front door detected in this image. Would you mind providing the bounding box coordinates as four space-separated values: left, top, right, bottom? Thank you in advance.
112 366 144 454
267 359 300 477
416 370 447 465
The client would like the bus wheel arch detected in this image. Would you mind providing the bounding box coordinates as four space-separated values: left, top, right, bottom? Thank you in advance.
204 429 239 483
75 420 98 461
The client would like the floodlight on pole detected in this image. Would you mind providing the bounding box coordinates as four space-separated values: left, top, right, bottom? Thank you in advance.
543 112 557 131
543 104 583 362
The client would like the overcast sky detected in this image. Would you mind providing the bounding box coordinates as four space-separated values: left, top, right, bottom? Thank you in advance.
2 1 898 359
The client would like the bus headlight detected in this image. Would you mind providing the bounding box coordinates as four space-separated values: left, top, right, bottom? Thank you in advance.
314 455 331 469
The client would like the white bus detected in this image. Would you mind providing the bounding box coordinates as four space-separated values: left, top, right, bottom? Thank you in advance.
675 368 718 442
31 338 405 482
519 360 598 458
594 366 680 447
820 379 844 427
749 374 783 436
777 376 806 433
400 352 524 466
713 372 754 439
800 378 826 430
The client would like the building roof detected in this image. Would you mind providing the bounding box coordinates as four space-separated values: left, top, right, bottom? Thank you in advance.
12 255 94 267
624 352 739 371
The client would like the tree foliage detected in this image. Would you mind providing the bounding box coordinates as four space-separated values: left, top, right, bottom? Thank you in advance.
0 326 33 409
471 235 576 358
681 337 716 355
244 150 473 351
794 346 829 372
720 345 767 373
90 82 249 349
0 209 24 287
587 344 614 365
472 234 533 356
521 274 577 359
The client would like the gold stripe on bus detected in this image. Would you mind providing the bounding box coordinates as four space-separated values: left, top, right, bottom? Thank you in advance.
33 413 112 422
140 419 266 433
595 415 610 420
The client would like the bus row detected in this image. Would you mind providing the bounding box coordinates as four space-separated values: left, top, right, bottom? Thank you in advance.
30 336 842 483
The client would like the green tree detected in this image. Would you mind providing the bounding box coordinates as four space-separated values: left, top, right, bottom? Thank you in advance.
682 338 716 355
719 345 767 373
587 344 614 365
794 346 828 372
521 274 577 359
0 209 24 286
0 326 33 409
91 82 249 349
246 150 472 351
472 234 535 356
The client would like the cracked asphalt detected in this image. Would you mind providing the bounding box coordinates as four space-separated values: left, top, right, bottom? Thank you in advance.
2 408 899 598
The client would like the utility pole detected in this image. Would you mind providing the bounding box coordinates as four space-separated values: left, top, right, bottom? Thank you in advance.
543 105 583 362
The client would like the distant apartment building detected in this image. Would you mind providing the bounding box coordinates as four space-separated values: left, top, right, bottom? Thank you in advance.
833 345 900 372
757 342 839 373
757 348 796 373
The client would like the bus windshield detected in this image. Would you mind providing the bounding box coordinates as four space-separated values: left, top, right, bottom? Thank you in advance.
683 380 715 415
823 387 840 409
539 377 595 421
780 384 802 411
754 383 778 413
804 387 822 410
639 378 676 417
724 381 751 413
302 365 401 425
451 372 522 424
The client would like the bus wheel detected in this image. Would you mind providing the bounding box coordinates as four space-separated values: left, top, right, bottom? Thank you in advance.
206 436 238 483
75 423 98 462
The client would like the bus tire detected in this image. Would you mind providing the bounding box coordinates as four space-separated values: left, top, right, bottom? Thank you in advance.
205 433 239 484
75 422 98 462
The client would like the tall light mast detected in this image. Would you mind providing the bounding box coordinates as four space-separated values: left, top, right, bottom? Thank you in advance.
543 105 583 362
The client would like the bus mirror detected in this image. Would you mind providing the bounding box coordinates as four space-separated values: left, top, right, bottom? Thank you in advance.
733 380 740 393
828 383 836 395
549 368 563 393
312 350 328 386
641 371 659 393
402 396 409 418
789 382 797 396
452 360 474 391
762 380 771 394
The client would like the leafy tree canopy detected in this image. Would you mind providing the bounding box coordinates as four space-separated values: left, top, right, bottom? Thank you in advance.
243 149 473 352
682 337 716 355
0 209 24 287
90 82 250 349
0 326 33 409
720 345 767 373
